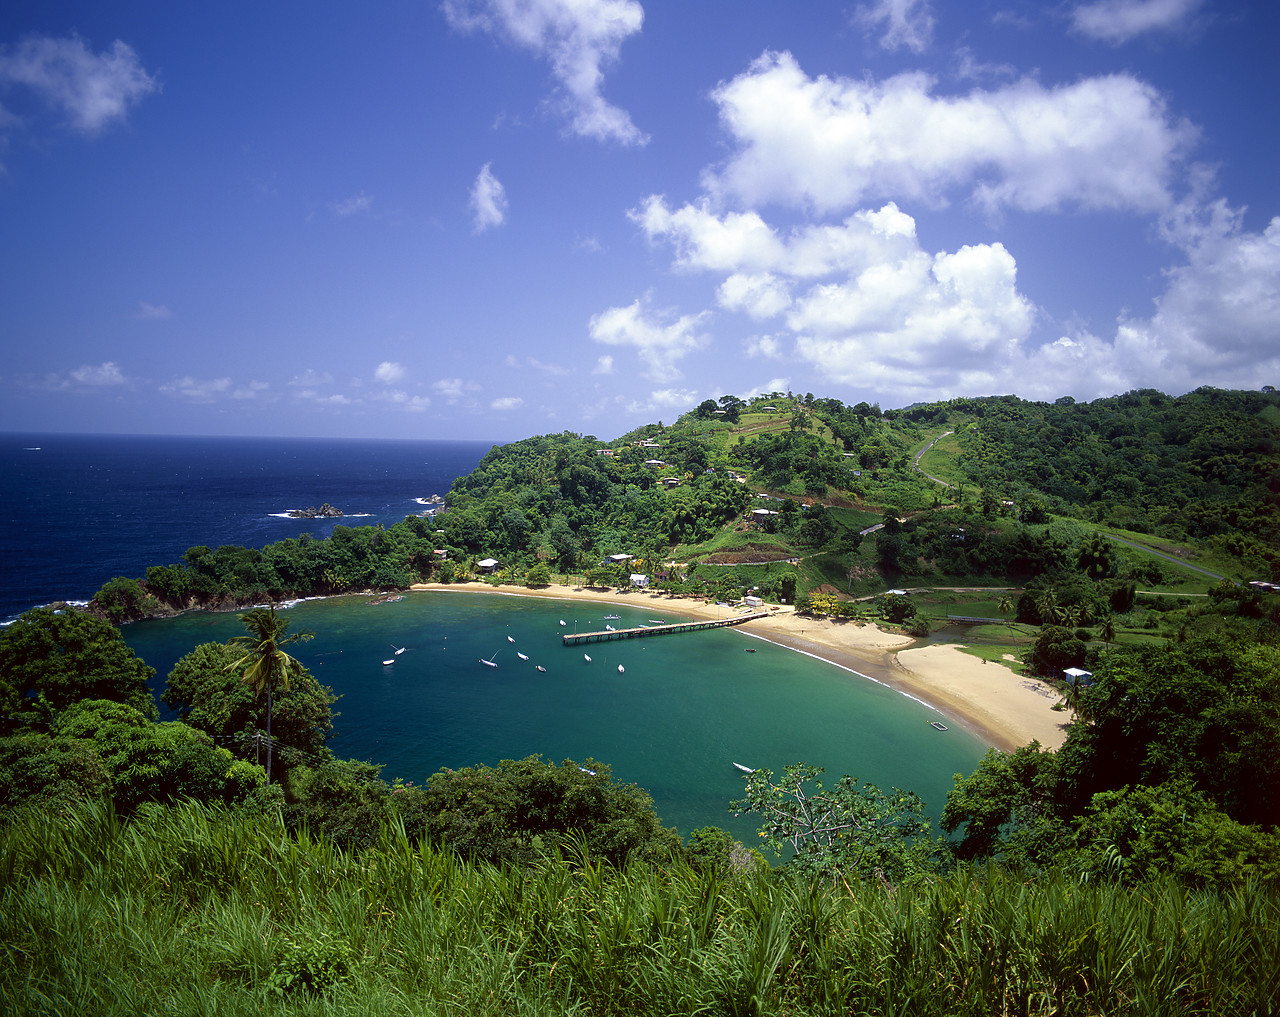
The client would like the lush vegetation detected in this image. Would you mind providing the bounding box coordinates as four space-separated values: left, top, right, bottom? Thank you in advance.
3 798 1277 1016
4 385 1280 1013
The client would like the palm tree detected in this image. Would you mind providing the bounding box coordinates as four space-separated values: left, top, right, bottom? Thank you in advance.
226 606 314 782
997 593 1015 637
1035 588 1058 627
1100 614 1117 647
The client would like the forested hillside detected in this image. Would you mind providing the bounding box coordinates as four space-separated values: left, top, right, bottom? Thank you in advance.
5 386 1280 1015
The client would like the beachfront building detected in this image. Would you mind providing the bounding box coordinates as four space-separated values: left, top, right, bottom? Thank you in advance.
477 558 500 573
630 573 650 588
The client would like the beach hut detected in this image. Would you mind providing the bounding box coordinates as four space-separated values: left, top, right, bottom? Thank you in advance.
630 573 650 588
1064 667 1093 686
477 558 500 573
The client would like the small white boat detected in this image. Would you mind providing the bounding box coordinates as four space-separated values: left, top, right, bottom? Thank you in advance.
536 665 547 672
617 664 625 673
579 767 596 776
507 635 515 643
559 619 567 626
382 658 395 666
517 651 529 660
604 614 620 620
583 654 592 662
732 762 754 773
605 624 615 631
480 652 499 668
649 619 665 624
391 644 408 655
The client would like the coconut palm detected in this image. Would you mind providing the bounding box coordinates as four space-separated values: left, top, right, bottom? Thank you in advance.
1100 614 1117 647
226 606 314 782
1035 588 1058 627
997 593 1015 638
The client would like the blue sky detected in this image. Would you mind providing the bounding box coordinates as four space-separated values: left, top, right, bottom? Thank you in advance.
1 0 1276 440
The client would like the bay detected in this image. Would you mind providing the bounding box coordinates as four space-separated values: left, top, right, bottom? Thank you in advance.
124 591 986 840
4 432 986 838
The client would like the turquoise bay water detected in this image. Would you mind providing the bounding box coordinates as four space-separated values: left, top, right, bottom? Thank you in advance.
125 592 986 841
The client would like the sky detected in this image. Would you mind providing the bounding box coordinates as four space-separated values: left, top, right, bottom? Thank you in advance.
0 0 1276 441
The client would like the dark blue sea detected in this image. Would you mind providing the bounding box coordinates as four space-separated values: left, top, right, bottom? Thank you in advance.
0 433 494 622
1 432 985 836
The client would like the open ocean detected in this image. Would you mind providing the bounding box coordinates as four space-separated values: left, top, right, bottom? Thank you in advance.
1 432 985 837
0 432 493 623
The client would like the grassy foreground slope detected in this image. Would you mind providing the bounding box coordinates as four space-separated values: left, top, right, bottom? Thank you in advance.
3 799 1277 1017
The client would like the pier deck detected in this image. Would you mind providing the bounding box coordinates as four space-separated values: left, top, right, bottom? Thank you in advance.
562 612 769 645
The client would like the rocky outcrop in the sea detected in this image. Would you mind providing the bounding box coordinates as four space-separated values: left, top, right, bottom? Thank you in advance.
287 503 344 518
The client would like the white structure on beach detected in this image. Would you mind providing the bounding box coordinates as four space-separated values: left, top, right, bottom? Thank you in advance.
630 573 650 588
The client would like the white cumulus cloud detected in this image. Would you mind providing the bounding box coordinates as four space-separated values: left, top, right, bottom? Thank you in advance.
160 376 233 403
374 361 406 384
433 377 482 403
703 52 1194 215
588 297 711 382
853 0 936 54
0 34 158 134
1071 0 1203 44
70 361 127 386
470 162 508 231
491 396 524 410
442 0 647 146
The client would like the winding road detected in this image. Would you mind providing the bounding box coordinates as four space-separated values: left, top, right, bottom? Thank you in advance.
913 431 955 487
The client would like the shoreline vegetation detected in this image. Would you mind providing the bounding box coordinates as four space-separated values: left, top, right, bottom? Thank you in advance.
409 580 1068 752
5 389 1279 1013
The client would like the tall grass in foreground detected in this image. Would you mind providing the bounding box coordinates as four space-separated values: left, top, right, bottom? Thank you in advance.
2 800 1278 1016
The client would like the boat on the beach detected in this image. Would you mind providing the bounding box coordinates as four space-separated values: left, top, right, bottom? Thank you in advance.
929 721 948 731
732 762 754 773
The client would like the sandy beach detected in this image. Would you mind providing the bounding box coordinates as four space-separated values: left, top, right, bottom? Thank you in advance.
410 581 1070 752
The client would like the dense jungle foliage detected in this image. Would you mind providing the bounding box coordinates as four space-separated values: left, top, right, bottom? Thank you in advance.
4 386 1279 1013
82 387 1279 626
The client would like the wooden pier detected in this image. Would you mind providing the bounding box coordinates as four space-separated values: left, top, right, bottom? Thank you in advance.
562 612 770 646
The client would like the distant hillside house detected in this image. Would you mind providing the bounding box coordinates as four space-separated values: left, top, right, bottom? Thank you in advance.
432 548 449 559
606 553 633 563
595 448 614 456
645 459 667 468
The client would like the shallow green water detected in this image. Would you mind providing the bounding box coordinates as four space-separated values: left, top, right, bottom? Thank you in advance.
124 592 987 840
